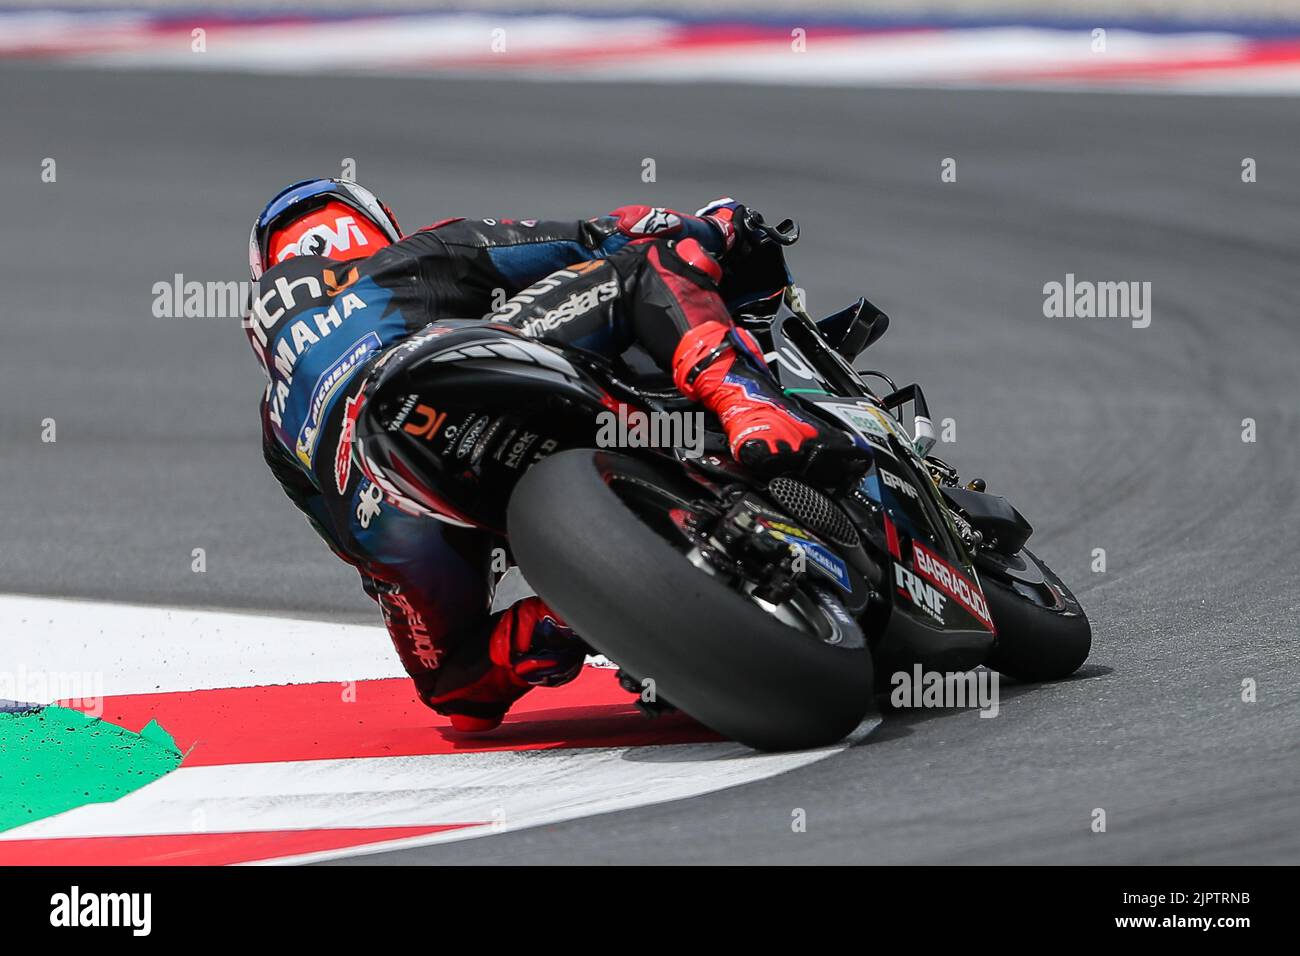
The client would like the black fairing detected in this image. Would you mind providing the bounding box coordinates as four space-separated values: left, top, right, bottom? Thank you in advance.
940 486 1034 556
816 297 891 362
352 325 612 533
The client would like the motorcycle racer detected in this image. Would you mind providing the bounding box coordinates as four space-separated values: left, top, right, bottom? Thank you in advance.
246 178 848 730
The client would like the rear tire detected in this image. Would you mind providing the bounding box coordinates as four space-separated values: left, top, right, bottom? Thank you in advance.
507 449 875 751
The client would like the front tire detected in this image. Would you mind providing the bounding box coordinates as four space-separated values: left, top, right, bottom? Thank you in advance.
506 449 875 752
978 547 1091 682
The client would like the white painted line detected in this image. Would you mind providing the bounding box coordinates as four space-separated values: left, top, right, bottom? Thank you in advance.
0 594 402 699
268 719 880 864
1 592 881 864
0 723 878 864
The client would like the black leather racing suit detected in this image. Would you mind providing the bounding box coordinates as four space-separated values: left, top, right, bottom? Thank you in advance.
249 205 737 710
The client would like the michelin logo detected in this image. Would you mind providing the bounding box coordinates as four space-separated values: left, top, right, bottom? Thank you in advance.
296 332 381 466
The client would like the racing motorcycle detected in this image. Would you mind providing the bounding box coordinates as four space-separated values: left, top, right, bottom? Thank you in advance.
353 216 1091 752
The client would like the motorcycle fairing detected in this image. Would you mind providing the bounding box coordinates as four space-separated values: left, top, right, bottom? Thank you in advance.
770 345 997 649
353 324 616 532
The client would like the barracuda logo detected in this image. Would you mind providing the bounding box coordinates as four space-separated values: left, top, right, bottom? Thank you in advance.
911 541 994 631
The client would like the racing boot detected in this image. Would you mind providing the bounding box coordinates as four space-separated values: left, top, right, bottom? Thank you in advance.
422 597 584 732
673 319 853 478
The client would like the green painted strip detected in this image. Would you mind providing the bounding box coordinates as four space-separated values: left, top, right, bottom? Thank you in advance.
0 706 182 832
784 388 832 396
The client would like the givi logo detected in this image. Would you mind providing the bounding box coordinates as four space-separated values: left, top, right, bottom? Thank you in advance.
276 216 372 263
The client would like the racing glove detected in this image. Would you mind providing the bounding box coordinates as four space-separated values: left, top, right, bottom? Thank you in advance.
696 197 745 255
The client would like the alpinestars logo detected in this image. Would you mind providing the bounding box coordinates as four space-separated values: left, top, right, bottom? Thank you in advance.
487 269 583 323
383 590 442 669
520 279 619 337
629 207 682 235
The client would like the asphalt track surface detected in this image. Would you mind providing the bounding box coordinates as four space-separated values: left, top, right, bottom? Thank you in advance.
2 64 1297 864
